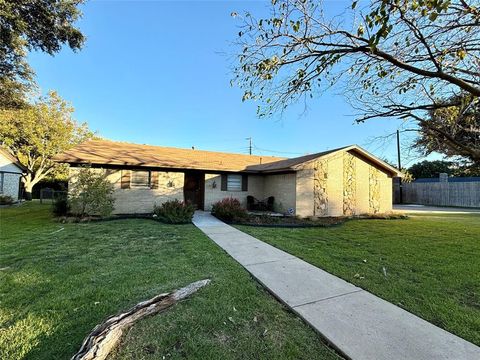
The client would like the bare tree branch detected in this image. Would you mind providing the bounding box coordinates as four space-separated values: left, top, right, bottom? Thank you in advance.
233 0 480 162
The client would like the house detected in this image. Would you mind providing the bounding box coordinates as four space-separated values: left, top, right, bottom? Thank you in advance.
0 146 26 201
54 139 400 216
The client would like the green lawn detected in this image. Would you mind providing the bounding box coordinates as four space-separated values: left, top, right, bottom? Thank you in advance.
0 203 340 360
237 213 480 346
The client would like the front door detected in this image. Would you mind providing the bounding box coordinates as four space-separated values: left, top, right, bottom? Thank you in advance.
183 171 205 210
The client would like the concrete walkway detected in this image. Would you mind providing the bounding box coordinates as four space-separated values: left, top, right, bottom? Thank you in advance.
193 211 480 360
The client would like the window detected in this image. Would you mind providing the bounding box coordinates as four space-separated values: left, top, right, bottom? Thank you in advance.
227 174 242 191
131 171 150 188
220 174 248 192
0 173 3 193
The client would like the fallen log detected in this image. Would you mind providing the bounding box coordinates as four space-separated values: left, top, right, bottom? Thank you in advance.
72 279 211 360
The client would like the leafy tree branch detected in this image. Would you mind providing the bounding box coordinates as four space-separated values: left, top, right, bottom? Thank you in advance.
0 91 94 199
0 0 85 109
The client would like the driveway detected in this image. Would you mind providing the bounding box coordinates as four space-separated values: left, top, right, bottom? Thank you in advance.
394 204 480 214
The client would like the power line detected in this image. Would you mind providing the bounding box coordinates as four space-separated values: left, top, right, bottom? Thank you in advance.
190 139 307 157
253 145 305 156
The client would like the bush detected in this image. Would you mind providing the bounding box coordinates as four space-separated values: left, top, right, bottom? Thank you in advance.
69 167 115 217
0 195 14 205
153 199 195 224
52 196 69 216
211 197 247 222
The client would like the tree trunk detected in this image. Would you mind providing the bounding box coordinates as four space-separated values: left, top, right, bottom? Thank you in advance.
72 279 210 360
24 180 33 201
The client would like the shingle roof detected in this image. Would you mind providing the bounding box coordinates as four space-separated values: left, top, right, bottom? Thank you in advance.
251 144 399 176
246 147 349 172
53 139 286 172
54 139 400 176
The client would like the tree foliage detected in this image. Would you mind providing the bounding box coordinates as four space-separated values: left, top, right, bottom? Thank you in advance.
408 159 480 178
0 0 85 109
408 160 454 178
414 94 480 162
69 167 115 217
233 0 480 162
0 91 93 199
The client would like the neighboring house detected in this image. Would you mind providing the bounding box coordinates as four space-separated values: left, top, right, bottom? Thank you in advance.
54 139 400 216
0 146 26 201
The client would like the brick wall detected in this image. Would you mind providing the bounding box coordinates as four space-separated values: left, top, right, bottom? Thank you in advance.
295 151 393 217
70 169 269 213
264 173 296 213
295 168 314 217
204 174 264 210
69 168 184 214
326 153 345 216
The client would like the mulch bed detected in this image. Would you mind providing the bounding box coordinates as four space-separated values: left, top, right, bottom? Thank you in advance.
228 215 347 228
218 212 408 228
56 213 154 223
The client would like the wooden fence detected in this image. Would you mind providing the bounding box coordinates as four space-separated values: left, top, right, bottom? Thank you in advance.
395 175 480 208
39 188 67 204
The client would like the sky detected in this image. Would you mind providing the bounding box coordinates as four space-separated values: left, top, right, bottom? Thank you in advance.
28 0 423 166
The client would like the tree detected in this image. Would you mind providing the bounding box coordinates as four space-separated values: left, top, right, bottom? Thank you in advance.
408 160 454 179
0 91 93 199
69 167 115 217
233 0 480 162
0 0 85 109
0 77 29 110
414 94 480 162
408 159 480 178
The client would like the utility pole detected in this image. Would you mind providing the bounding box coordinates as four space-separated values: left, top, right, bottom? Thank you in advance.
396 130 403 204
393 128 417 204
396 130 402 170
246 137 252 155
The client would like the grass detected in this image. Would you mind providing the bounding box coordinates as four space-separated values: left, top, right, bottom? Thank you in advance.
0 202 340 360
236 213 480 346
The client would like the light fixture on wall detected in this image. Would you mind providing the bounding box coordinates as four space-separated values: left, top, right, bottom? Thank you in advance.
212 180 217 189
167 180 174 188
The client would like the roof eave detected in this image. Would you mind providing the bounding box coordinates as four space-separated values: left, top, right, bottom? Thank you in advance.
0 148 27 172
280 145 402 177
345 145 402 177
57 159 271 174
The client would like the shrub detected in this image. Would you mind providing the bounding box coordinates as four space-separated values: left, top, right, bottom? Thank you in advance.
0 195 14 205
52 196 69 216
153 199 195 224
211 197 247 222
69 167 115 217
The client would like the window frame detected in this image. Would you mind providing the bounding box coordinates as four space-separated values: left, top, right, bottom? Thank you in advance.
226 174 242 192
130 170 151 188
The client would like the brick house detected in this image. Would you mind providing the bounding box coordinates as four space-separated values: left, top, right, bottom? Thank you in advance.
54 139 400 216
0 146 26 202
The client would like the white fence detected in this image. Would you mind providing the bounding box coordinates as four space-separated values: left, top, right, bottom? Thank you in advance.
401 177 480 208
